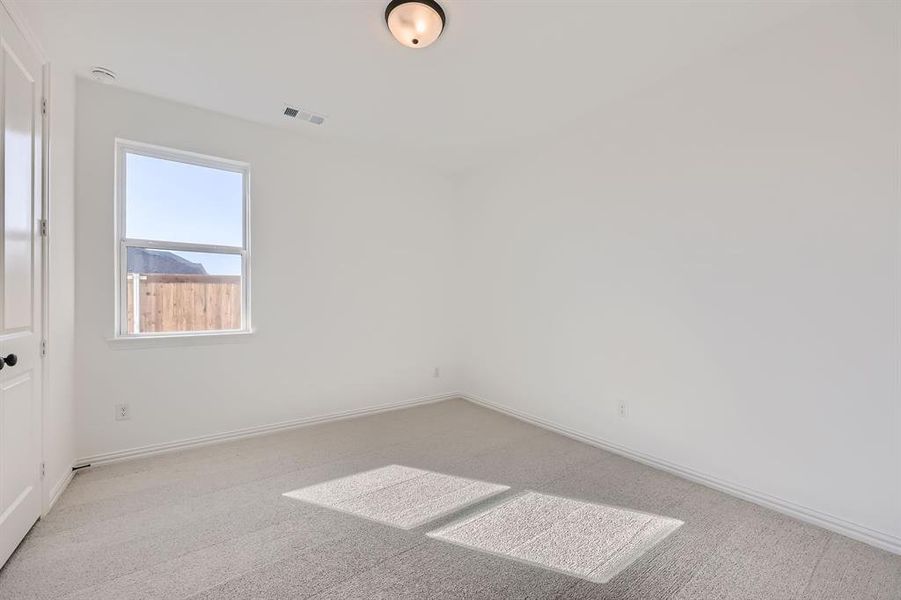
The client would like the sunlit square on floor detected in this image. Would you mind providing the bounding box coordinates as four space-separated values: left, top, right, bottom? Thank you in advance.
428 490 683 583
283 464 510 529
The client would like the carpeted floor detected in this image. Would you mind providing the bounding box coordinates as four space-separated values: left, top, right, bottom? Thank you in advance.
0 398 898 599
283 464 509 529
429 490 683 583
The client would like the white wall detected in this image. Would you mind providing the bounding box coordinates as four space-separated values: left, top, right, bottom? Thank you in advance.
75 81 459 460
458 4 900 547
42 64 77 508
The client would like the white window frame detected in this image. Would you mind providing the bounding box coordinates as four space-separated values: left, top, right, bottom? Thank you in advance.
113 139 252 341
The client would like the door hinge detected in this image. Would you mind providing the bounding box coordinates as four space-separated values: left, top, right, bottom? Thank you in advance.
41 97 47 117
40 219 48 237
41 462 46 479
41 339 47 358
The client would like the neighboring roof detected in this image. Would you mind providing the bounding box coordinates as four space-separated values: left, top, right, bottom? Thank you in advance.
127 247 207 275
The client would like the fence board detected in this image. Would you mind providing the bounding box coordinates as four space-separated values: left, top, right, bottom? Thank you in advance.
126 274 241 333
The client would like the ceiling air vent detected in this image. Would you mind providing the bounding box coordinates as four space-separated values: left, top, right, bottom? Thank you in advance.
283 105 326 126
90 66 117 83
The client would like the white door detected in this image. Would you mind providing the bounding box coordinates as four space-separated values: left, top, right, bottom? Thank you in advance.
0 4 43 568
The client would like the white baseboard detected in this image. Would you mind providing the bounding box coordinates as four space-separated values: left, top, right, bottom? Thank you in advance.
461 392 901 556
45 467 75 515
75 392 460 468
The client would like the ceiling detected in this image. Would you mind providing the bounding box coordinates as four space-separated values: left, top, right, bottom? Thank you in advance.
15 0 813 172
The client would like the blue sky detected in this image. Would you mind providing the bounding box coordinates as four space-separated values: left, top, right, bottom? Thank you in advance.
126 153 243 275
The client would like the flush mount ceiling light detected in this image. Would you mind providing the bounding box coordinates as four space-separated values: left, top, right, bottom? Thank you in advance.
385 0 446 49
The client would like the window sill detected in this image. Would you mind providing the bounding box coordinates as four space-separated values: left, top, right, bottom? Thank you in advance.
106 329 255 350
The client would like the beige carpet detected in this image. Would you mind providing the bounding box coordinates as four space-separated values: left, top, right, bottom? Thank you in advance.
0 399 898 599
429 491 682 583
283 464 508 529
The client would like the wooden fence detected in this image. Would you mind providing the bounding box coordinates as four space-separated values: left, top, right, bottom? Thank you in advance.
126 274 242 333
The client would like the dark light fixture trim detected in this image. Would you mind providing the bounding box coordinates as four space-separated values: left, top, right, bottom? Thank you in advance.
385 0 446 48
385 0 446 27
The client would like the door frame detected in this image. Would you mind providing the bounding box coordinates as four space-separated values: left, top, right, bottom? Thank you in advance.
38 63 50 516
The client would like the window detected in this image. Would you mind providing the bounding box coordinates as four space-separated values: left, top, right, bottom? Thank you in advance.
115 140 250 338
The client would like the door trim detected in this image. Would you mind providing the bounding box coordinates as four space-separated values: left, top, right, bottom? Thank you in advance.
38 62 51 516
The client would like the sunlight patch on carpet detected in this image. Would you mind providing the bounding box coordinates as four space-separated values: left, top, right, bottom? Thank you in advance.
428 491 683 583
283 465 509 529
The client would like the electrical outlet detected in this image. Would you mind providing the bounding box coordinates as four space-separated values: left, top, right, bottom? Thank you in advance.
115 403 130 421
618 401 627 418
433 366 440 378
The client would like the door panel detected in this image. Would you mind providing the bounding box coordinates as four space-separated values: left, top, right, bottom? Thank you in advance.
0 2 43 569
1 372 36 512
3 50 35 330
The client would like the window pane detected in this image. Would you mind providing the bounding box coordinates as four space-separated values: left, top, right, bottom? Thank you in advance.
126 248 242 333
125 152 243 247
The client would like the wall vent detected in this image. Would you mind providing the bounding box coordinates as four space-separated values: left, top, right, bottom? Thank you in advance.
283 105 326 125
